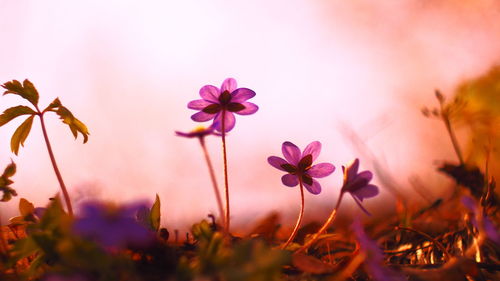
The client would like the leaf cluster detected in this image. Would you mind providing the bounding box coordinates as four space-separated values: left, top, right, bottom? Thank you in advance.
0 161 17 202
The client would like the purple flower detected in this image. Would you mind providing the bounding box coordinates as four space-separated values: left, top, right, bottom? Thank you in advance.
188 78 258 132
175 122 221 139
268 141 335 194
462 196 499 244
341 159 379 215
352 219 405 281
73 201 153 249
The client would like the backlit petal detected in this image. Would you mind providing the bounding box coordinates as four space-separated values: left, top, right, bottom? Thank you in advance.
303 179 322 195
302 141 321 161
221 78 237 93
281 174 299 187
199 85 220 102
213 111 236 132
191 111 216 122
282 141 301 165
188 99 212 110
267 156 288 171
308 163 335 178
351 184 379 201
235 102 258 115
231 88 256 103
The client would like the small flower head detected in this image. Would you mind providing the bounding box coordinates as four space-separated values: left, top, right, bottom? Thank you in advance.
341 159 379 215
73 201 153 249
268 141 335 194
175 122 221 139
188 78 258 132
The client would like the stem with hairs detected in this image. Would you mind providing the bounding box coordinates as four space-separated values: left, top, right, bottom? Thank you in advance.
281 178 305 249
221 110 230 233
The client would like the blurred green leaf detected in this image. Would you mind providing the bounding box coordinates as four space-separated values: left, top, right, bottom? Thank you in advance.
45 98 89 143
0 161 17 202
151 194 161 232
0 105 36 127
2 79 39 107
10 115 34 155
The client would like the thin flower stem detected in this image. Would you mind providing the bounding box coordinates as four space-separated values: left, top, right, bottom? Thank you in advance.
37 112 73 216
438 102 464 165
281 179 305 249
221 110 230 233
199 137 225 227
295 192 344 254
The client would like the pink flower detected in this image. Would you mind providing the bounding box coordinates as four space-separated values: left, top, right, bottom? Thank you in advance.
341 159 379 215
268 141 335 194
188 78 258 132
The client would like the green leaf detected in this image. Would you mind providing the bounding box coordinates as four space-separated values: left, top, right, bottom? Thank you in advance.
2 160 16 178
150 194 161 232
0 161 17 202
11 115 34 155
2 79 39 106
19 198 35 216
0 105 36 127
47 98 89 143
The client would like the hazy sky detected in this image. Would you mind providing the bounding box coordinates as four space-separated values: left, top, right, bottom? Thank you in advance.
1 0 499 231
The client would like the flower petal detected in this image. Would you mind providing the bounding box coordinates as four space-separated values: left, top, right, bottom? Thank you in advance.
351 194 372 216
357 170 373 182
308 163 335 178
344 158 360 182
221 78 237 93
191 111 216 122
351 184 379 201
235 102 258 115
281 174 299 187
302 141 321 161
231 88 256 103
188 99 212 110
175 131 195 138
213 111 236 132
199 85 220 102
303 178 322 195
282 141 301 165
268 156 288 171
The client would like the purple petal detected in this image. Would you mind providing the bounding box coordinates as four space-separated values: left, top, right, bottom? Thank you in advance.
268 156 288 171
282 141 301 165
213 111 236 132
302 141 321 161
351 184 379 201
191 111 216 122
175 131 195 138
351 194 372 216
235 102 258 115
303 179 322 195
357 171 373 182
188 99 213 110
308 163 335 178
221 78 237 93
231 88 256 103
199 85 220 102
281 174 299 187
461 196 477 212
345 158 360 182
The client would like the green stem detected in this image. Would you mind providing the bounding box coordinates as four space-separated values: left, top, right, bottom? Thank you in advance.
221 110 230 233
281 179 305 249
295 192 343 253
199 137 225 227
37 112 73 216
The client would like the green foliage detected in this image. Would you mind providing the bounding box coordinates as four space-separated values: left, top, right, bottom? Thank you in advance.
44 98 89 143
0 106 36 127
137 194 162 232
2 79 39 107
10 115 34 155
0 161 17 202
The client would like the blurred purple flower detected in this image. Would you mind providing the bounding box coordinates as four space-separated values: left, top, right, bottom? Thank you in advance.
352 219 405 281
188 78 258 132
341 159 379 215
175 122 221 139
268 141 335 194
462 196 499 244
73 201 153 249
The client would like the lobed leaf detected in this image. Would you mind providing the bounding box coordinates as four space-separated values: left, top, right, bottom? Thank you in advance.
47 98 90 143
2 79 40 106
11 115 34 155
0 105 36 127
150 194 161 232
0 161 17 202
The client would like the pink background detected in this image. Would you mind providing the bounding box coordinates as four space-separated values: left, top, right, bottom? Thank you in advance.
1 1 499 232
